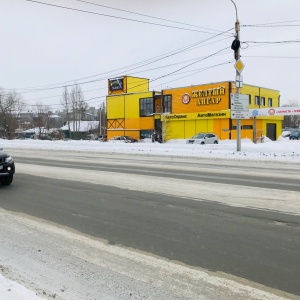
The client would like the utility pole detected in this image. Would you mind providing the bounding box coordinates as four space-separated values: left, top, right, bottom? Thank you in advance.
231 0 241 151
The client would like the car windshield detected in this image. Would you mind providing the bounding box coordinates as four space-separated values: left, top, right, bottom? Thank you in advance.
192 133 205 139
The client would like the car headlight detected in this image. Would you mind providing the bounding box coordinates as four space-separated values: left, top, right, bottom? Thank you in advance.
5 156 13 163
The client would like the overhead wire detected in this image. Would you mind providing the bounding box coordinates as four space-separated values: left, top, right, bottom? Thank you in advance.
8 30 233 92
27 58 234 109
25 0 227 35
71 0 227 34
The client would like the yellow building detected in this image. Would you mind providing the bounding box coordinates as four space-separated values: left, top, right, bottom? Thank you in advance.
106 76 283 141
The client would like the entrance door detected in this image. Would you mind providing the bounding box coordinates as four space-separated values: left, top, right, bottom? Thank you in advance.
266 123 276 141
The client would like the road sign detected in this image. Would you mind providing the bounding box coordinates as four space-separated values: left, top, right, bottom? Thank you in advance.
230 93 250 119
231 111 250 119
234 59 245 73
230 93 249 110
236 74 243 87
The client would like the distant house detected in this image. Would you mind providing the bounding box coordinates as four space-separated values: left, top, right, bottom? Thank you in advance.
17 127 58 139
61 121 99 139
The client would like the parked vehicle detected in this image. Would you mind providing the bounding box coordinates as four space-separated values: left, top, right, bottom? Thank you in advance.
186 132 219 145
110 136 138 143
289 131 300 140
0 148 15 185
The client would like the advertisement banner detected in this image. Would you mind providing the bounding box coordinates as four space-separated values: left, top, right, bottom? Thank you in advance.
250 107 300 117
109 78 124 91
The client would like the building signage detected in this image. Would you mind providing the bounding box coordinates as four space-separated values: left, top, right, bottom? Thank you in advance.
191 86 225 106
109 78 124 91
161 110 230 121
181 93 190 104
249 107 300 117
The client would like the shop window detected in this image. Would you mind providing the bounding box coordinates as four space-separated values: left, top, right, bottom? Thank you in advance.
261 97 265 106
268 98 273 106
140 97 154 117
140 130 152 139
255 96 260 105
163 95 172 113
242 125 253 129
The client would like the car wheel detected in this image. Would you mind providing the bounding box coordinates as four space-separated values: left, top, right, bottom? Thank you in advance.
0 174 13 186
214 140 218 144
201 141 205 145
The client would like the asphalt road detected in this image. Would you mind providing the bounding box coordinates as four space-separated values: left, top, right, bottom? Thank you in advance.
1 150 300 298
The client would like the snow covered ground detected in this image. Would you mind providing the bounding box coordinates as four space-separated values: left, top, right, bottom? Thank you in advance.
1 135 300 163
0 136 299 299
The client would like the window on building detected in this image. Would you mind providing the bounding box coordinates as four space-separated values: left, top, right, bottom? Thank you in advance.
268 98 273 106
163 95 172 113
255 96 260 105
242 125 253 129
261 97 265 106
140 130 152 139
248 94 251 105
140 97 154 117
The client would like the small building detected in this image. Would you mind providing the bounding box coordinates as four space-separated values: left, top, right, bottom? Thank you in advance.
61 121 99 139
106 76 283 141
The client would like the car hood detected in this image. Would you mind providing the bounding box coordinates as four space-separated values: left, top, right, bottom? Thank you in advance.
0 151 9 158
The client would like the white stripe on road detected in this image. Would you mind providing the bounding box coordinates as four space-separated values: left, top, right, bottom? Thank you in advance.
17 163 300 216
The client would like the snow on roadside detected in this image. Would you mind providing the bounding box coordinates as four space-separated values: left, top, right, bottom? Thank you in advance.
0 135 299 298
1 136 300 162
0 273 44 300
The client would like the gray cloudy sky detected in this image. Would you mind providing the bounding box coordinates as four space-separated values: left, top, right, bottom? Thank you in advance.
1 0 300 111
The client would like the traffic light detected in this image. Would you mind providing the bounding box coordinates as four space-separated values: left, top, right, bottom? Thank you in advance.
231 38 240 60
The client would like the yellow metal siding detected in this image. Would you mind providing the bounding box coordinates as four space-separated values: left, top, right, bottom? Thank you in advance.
184 120 196 138
106 91 155 139
126 76 149 93
107 96 125 119
239 84 280 108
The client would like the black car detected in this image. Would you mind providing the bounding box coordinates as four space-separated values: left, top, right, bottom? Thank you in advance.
0 148 15 185
110 136 138 143
289 131 300 140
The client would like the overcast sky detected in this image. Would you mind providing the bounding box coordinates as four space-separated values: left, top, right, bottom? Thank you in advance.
1 0 300 111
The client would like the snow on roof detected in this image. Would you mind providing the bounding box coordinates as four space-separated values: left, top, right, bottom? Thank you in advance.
61 121 98 132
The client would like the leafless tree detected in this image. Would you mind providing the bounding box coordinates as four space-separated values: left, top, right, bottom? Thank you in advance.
0 89 25 139
69 84 88 139
282 100 300 128
32 101 51 139
60 86 71 133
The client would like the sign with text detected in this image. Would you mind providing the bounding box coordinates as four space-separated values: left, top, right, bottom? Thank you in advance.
230 93 249 119
249 107 300 117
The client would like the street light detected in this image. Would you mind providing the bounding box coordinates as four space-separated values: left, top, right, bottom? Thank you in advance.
230 0 242 151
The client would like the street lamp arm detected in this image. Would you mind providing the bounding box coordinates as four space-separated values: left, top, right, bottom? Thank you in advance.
230 0 239 22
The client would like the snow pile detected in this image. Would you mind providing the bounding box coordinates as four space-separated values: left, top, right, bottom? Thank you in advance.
1 136 300 162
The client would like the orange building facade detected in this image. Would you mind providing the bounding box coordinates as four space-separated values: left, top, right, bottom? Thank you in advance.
106 76 283 141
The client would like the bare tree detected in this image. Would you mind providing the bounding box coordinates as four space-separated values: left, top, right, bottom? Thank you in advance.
282 100 300 128
0 89 25 139
60 86 71 133
32 101 51 139
69 84 88 139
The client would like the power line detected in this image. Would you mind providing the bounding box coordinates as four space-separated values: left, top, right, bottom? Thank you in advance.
6 29 233 92
26 59 234 109
71 0 227 34
243 19 300 28
25 0 227 35
243 55 300 58
23 51 232 104
245 39 300 44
